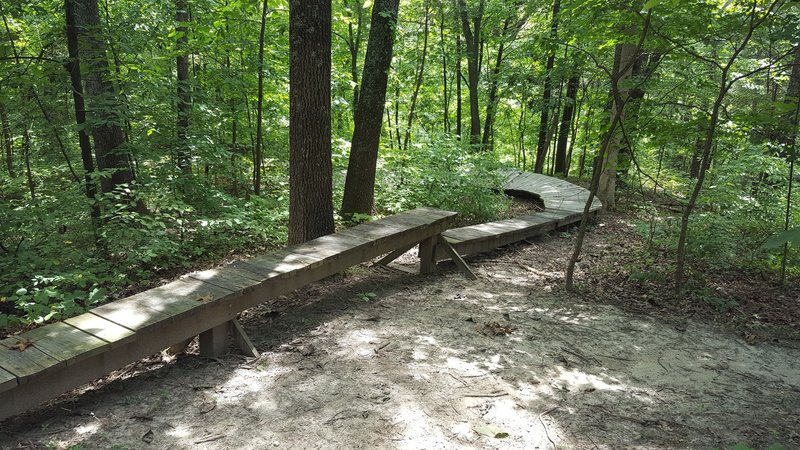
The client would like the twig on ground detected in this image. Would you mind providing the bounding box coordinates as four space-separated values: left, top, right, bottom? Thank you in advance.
539 406 559 450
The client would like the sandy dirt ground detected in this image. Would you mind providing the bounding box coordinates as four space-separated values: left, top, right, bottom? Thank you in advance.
1 220 799 450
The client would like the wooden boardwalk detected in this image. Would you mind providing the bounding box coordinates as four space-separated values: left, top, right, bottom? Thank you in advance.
440 170 602 257
0 207 456 421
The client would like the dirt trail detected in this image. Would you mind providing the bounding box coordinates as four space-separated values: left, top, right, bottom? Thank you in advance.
1 223 799 449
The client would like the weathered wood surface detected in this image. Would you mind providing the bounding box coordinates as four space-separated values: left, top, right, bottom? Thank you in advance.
441 170 602 258
0 207 456 421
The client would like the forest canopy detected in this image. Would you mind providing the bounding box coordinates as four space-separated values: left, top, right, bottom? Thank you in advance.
0 0 798 329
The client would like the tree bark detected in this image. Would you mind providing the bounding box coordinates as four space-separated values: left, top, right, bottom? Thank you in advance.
458 0 483 146
596 43 638 209
403 0 429 152
253 0 269 195
438 3 450 133
341 0 400 219
288 0 335 244
0 103 12 178
534 0 560 173
74 0 134 193
345 0 363 121
65 0 101 225
176 0 192 174
555 74 579 176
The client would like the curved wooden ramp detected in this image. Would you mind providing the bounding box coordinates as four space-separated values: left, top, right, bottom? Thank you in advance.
440 170 602 257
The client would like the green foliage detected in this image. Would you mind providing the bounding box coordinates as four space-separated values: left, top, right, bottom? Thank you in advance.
374 135 510 223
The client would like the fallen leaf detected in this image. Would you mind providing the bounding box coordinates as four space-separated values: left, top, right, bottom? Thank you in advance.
473 425 510 438
195 294 213 303
10 339 34 352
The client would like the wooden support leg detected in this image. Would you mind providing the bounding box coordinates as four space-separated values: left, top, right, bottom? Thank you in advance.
199 323 229 358
418 235 438 274
230 320 260 358
437 236 477 280
375 243 416 266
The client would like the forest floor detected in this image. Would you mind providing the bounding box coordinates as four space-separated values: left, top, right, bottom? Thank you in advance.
1 209 799 449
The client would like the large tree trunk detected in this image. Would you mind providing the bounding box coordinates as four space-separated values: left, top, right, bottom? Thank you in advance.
288 0 335 244
596 43 638 209
341 0 400 219
534 0 560 173
65 0 101 225
458 0 483 146
555 73 579 176
74 0 134 194
176 0 192 174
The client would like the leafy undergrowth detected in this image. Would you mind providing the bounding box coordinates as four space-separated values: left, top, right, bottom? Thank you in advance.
572 210 800 346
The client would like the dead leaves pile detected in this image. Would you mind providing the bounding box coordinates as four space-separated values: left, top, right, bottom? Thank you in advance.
476 321 516 336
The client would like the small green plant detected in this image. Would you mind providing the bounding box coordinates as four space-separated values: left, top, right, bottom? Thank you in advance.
357 292 377 302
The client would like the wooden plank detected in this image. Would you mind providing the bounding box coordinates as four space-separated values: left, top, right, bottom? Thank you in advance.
437 236 477 280
199 323 229 357
418 236 437 274
64 313 135 347
19 322 108 366
0 366 16 392
92 278 232 332
0 338 62 383
188 268 261 293
230 320 259 358
375 243 416 266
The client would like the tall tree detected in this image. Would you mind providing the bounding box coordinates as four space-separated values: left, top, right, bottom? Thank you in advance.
341 0 400 219
253 0 269 195
65 0 101 225
0 104 12 178
674 0 786 291
534 0 560 173
596 42 639 208
176 0 192 174
75 0 135 194
288 0 335 244
555 73 579 176
457 0 484 146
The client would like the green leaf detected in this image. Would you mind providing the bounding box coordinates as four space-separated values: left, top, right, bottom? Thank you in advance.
643 0 663 10
15 288 28 296
762 227 800 249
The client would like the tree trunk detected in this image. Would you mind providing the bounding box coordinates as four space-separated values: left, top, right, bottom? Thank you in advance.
778 45 800 150
482 15 524 151
345 0 363 121
555 74 579 176
403 0 429 152
596 43 638 209
75 0 134 194
455 34 462 140
458 0 483 146
341 0 400 219
0 103 12 178
176 0 192 174
65 0 101 225
439 3 449 133
253 0 269 195
288 0 335 244
22 128 35 202
534 0 559 173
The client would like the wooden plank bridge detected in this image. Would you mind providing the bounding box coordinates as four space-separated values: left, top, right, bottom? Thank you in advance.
440 170 602 257
0 171 601 421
